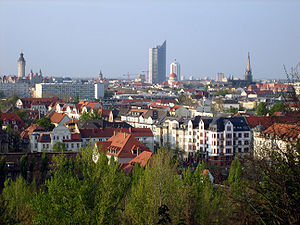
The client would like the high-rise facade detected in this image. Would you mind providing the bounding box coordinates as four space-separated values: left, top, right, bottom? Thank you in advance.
18 52 26 78
149 41 166 84
170 59 182 81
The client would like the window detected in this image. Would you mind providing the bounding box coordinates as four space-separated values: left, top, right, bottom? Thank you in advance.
226 149 231 154
226 134 232 138
244 140 249 145
226 141 231 146
244 147 249 152
238 148 242 153
244 133 249 138
238 140 242 145
227 126 231 131
238 133 242 138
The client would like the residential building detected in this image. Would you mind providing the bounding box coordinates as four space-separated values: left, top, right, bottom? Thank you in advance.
0 113 25 131
95 132 151 164
149 41 166 84
156 116 251 167
253 123 300 159
16 97 60 116
0 82 30 98
35 82 104 99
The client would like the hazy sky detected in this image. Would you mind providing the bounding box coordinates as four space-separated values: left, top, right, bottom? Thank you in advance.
0 0 299 80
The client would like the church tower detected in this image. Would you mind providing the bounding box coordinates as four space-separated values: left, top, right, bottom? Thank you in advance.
99 70 103 82
244 52 252 83
18 52 26 78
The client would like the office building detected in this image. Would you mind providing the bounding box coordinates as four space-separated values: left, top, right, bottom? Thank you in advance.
170 59 182 81
149 41 166 84
35 82 104 99
216 73 224 82
18 52 26 78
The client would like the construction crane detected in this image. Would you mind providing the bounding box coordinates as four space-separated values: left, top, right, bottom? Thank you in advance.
142 70 157 83
122 72 140 80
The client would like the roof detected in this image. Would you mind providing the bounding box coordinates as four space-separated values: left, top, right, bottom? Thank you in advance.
96 132 150 159
50 112 68 124
245 115 300 130
79 127 153 138
0 113 22 122
121 151 153 174
207 117 250 132
263 123 300 141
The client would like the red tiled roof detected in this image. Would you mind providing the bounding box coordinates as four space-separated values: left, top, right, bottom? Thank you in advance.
0 113 22 122
246 115 300 129
96 132 150 159
50 112 67 124
263 123 300 141
121 151 153 174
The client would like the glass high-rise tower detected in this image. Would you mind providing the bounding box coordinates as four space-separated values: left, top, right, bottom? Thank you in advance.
149 41 166 84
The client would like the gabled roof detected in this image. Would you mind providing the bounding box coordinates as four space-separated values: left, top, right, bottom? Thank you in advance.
0 113 22 122
96 132 150 159
50 112 68 124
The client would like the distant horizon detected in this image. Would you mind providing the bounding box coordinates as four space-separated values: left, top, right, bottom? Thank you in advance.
1 0 299 80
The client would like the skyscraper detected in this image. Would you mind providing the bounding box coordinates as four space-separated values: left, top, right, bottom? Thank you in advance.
170 59 182 81
149 41 166 84
244 52 252 83
18 52 26 78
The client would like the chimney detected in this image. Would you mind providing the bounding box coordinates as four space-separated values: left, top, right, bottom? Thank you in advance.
124 132 126 138
113 130 116 136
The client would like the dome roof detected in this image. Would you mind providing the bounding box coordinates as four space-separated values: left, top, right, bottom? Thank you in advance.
169 73 177 78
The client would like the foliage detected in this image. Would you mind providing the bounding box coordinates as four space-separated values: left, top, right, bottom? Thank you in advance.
255 102 268 116
123 148 186 225
31 146 129 224
0 94 19 111
215 89 230 97
0 156 7 188
36 117 55 131
269 101 286 115
52 142 67 152
79 110 102 122
19 154 29 180
226 106 239 114
0 176 34 224
177 94 195 106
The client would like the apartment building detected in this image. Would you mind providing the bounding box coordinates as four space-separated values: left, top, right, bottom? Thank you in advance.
156 116 251 167
35 82 104 99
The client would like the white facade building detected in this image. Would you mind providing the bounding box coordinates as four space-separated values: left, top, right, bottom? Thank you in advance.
170 60 182 81
35 82 104 99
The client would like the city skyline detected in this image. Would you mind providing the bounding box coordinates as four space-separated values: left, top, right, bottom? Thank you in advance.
0 0 300 79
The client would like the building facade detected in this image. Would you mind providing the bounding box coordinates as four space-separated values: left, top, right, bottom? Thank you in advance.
170 60 182 81
35 82 104 99
149 41 166 84
0 82 30 97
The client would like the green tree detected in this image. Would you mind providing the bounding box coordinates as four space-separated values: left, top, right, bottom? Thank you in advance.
52 142 67 152
79 110 102 122
0 156 7 188
31 146 129 224
255 102 269 116
124 148 185 225
19 154 29 180
36 117 55 131
269 102 286 115
0 176 34 224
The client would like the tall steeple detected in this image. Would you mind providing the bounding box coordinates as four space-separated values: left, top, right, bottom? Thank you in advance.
99 70 103 81
18 52 26 78
244 52 252 83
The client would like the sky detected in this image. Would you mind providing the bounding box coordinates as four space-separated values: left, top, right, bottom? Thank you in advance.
0 0 300 80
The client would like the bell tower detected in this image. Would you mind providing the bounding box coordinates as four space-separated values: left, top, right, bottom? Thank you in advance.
18 52 26 78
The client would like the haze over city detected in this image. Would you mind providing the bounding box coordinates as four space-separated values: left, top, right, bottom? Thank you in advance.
0 0 299 79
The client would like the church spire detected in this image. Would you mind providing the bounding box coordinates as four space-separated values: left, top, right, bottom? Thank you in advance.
244 52 252 83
